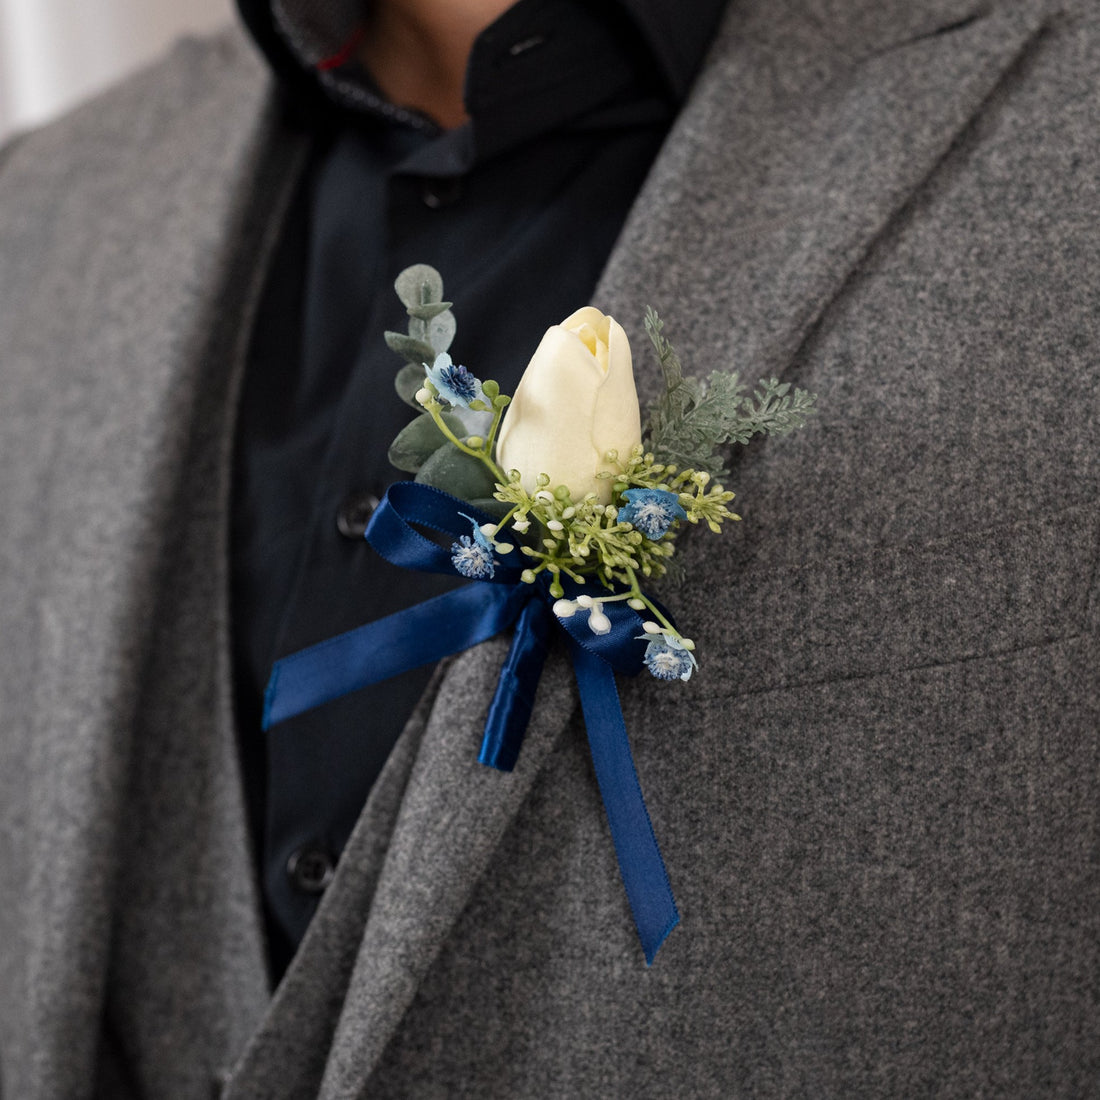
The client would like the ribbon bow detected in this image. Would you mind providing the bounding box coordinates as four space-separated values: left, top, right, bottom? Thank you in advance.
263 481 679 964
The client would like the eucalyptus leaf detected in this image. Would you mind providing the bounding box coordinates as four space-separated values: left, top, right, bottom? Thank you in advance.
394 264 443 308
395 362 428 407
415 442 500 501
408 311 456 354
388 412 464 473
384 331 435 364
406 301 453 321
426 309 456 354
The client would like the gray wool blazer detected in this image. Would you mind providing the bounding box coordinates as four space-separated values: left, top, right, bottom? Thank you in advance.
2 0 1099 1096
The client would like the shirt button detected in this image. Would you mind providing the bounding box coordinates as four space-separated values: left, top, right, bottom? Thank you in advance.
286 846 335 895
336 490 380 538
421 177 462 209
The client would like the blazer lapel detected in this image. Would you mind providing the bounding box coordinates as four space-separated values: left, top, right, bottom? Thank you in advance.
232 1 1050 1095
318 641 579 1096
599 0 1049 409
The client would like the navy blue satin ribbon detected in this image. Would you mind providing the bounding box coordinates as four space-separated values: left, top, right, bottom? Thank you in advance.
479 596 553 772
263 482 679 964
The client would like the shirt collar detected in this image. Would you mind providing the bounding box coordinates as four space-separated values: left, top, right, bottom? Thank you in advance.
239 0 728 125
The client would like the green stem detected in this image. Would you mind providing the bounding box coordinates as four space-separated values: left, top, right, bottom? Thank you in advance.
491 503 521 538
427 402 507 482
484 400 507 459
624 564 677 634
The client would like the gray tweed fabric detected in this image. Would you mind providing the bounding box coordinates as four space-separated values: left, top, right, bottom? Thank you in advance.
2 0 1099 1096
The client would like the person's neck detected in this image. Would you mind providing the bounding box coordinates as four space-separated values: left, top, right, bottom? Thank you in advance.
359 0 516 129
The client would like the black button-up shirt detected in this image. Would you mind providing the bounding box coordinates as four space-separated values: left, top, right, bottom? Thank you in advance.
232 0 726 978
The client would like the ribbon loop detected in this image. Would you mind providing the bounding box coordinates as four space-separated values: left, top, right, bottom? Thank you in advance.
366 482 525 581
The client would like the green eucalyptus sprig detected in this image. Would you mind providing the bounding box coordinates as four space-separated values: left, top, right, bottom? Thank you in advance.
384 267 514 511
384 264 457 406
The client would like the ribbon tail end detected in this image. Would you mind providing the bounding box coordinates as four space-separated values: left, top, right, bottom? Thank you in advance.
477 743 517 772
643 907 681 968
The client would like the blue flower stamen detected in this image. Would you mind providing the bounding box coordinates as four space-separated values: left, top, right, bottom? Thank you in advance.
450 536 495 579
617 487 688 540
426 352 484 408
451 513 496 579
636 631 698 681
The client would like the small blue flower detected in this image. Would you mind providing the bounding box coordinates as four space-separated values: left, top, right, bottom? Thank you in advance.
426 352 483 408
451 535 495 579
639 633 698 682
451 513 496 578
617 488 688 540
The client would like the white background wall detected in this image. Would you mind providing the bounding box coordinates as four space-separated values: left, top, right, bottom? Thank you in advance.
0 0 234 142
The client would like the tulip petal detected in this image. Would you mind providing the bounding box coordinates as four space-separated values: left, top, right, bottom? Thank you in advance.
496 309 642 502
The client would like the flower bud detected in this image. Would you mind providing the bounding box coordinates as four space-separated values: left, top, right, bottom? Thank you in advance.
496 307 641 504
588 609 612 635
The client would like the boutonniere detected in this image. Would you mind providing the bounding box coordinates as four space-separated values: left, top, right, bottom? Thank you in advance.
263 265 815 963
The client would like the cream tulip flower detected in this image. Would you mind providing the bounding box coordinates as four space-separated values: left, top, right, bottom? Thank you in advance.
496 306 641 503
